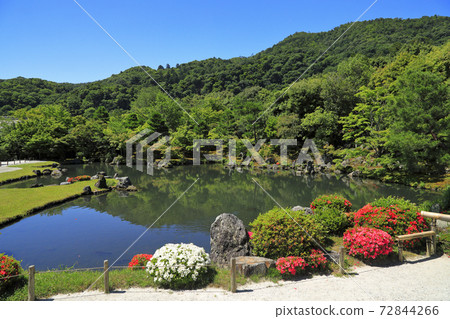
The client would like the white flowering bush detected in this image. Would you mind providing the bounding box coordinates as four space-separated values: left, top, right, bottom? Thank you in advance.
146 243 212 289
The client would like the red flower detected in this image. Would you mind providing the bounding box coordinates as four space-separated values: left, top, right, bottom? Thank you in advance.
128 254 153 270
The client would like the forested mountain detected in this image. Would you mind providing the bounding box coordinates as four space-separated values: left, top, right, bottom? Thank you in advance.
0 16 448 115
0 16 449 180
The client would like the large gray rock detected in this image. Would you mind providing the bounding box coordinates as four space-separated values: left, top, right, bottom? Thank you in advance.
95 175 108 189
210 213 251 266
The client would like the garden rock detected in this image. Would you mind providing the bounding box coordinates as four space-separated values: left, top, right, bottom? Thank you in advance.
126 185 138 192
306 161 315 174
117 177 132 188
51 169 62 177
210 213 251 266
235 256 275 277
42 169 52 175
292 206 314 215
348 170 360 179
30 183 43 188
60 182 71 185
95 175 108 189
33 169 42 176
83 186 92 195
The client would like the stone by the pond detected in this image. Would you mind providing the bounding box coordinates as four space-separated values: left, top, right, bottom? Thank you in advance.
30 183 44 188
234 256 275 277
59 182 71 185
117 176 132 188
33 170 42 176
292 205 314 215
126 185 138 192
42 169 52 175
83 186 92 194
210 213 251 266
51 169 62 177
95 176 108 189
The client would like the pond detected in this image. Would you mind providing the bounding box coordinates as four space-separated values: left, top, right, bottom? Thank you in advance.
0 164 439 270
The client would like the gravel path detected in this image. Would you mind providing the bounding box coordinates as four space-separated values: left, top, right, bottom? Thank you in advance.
50 254 450 301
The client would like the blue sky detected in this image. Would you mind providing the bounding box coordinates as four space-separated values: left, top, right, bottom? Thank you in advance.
0 0 448 83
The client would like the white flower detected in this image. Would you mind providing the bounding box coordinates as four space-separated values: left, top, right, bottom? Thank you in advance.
146 243 210 285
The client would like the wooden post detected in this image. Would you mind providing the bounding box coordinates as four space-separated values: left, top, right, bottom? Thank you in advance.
431 219 437 254
339 246 345 274
230 257 236 293
28 265 35 301
398 241 404 262
426 238 431 257
104 260 109 294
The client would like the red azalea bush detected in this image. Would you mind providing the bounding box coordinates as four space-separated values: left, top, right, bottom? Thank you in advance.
276 256 308 275
128 254 153 270
307 249 328 271
276 250 328 276
0 254 22 283
343 227 393 259
68 175 91 183
353 197 428 249
310 194 352 213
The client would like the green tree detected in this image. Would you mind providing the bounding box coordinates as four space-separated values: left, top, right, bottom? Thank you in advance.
386 68 449 173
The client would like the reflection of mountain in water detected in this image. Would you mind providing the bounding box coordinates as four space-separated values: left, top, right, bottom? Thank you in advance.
39 164 439 230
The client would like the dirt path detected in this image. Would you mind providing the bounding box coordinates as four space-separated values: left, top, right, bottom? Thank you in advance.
49 254 450 301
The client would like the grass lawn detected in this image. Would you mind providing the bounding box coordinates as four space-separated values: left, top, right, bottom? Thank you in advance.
0 179 117 225
0 161 59 183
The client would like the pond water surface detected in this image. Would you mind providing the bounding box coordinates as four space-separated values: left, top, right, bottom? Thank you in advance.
0 164 438 270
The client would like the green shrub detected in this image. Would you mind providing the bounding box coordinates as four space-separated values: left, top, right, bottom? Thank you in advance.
310 194 352 213
314 207 351 235
441 186 450 212
249 207 328 259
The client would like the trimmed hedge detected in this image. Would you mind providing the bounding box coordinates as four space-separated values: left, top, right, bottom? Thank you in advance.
249 207 328 259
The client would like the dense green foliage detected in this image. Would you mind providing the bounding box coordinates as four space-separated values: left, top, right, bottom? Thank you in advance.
310 194 352 213
249 207 328 259
313 207 351 235
0 16 448 178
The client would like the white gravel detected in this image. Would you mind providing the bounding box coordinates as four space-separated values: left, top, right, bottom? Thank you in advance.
50 254 450 301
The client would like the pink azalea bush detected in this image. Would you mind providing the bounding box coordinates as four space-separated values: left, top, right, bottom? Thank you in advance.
276 250 328 276
343 227 393 259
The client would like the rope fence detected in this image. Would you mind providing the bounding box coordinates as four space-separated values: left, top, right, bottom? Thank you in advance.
2 260 223 301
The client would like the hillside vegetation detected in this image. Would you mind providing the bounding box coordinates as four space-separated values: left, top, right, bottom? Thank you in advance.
0 16 448 184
